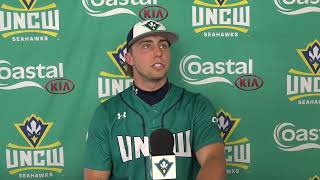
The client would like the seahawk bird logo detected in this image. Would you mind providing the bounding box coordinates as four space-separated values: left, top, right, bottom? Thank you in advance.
298 40 320 75
144 21 161 31
155 158 173 177
15 114 52 148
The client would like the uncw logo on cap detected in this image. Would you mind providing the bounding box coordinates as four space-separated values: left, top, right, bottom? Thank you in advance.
143 21 161 31
155 158 173 177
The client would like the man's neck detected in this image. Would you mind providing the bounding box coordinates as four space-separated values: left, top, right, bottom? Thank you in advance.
133 81 170 106
133 78 167 92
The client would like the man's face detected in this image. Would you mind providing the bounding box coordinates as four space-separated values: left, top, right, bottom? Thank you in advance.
126 35 170 83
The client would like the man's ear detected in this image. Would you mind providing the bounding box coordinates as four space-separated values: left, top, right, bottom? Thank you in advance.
125 52 134 66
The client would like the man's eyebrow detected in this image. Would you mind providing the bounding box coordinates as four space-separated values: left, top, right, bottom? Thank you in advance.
159 39 169 43
137 39 153 44
137 38 169 44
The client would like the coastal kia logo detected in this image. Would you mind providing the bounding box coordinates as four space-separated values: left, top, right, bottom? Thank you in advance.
45 78 75 94
5 114 64 178
179 54 263 91
139 6 168 21
274 0 320 15
235 75 264 91
192 0 250 38
98 42 133 101
0 60 74 94
286 40 320 105
217 109 251 174
0 0 60 42
82 0 159 17
274 122 320 151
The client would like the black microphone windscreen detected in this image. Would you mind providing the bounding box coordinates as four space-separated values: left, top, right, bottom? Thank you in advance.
150 128 174 156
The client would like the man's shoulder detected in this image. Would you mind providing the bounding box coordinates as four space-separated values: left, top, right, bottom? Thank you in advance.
171 83 213 107
100 86 132 108
93 88 132 126
171 83 205 100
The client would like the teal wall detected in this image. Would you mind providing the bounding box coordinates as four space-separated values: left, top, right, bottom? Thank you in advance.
0 0 319 179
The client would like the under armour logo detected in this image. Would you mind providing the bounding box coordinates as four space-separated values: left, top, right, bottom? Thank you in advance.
117 112 127 119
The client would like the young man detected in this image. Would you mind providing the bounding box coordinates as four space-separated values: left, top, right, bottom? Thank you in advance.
84 20 226 180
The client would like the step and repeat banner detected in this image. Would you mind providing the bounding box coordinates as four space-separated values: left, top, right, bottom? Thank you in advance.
0 0 319 179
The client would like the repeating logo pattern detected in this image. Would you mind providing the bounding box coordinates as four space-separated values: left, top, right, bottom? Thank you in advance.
235 74 264 91
5 114 64 178
192 0 250 38
179 54 255 86
286 40 320 104
82 0 159 17
274 0 320 15
0 0 60 41
98 42 133 101
0 60 74 94
217 109 251 174
273 122 320 151
0 0 317 179
17 115 50 148
139 6 168 21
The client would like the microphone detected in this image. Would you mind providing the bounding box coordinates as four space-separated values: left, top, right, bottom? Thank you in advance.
150 128 176 180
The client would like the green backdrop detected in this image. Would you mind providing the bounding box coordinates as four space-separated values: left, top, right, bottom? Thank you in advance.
0 0 319 179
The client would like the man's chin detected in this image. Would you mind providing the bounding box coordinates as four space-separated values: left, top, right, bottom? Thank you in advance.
147 74 167 82
148 77 166 82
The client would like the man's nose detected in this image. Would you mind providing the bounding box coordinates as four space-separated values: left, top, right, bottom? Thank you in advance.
154 45 163 56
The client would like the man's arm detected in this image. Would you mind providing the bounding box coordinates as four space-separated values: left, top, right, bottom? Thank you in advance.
84 105 113 180
84 169 111 180
195 143 226 180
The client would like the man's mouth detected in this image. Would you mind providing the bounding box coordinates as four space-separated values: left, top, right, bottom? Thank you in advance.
152 63 165 69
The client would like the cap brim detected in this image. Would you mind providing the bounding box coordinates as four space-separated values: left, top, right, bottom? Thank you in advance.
128 31 179 48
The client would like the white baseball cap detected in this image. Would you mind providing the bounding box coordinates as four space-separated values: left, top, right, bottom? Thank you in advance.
126 20 179 49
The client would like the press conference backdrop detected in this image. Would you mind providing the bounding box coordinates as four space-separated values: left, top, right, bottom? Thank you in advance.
0 0 319 179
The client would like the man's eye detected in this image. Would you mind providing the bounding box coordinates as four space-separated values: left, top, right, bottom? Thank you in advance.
142 44 151 49
160 43 169 49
